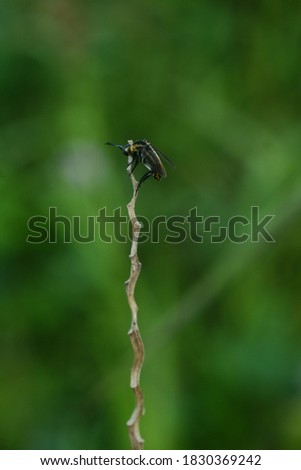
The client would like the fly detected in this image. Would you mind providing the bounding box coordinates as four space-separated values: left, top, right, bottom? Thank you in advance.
106 139 175 192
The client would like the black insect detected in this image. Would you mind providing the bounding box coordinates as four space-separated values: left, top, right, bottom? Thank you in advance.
106 139 175 192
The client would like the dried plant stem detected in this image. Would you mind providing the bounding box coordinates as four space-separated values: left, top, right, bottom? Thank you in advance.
125 160 145 450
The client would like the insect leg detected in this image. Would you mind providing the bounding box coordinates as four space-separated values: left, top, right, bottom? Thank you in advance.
127 157 139 176
136 170 153 193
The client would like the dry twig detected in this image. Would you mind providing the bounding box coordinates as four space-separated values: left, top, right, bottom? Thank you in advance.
125 153 145 450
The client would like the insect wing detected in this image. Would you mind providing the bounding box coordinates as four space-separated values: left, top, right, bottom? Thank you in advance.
152 145 176 168
142 145 167 178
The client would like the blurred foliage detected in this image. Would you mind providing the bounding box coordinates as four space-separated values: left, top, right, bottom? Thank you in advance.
1 0 301 450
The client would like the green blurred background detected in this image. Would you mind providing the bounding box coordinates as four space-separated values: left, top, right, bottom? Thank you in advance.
1 0 301 450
